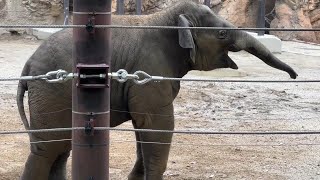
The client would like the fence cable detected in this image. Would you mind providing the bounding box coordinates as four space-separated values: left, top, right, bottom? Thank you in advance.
3 138 320 147
32 107 318 122
1 127 320 135
0 75 50 82
2 69 319 84
1 24 320 32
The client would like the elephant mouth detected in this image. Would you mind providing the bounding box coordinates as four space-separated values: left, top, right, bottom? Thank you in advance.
228 58 238 69
224 54 238 69
228 44 242 52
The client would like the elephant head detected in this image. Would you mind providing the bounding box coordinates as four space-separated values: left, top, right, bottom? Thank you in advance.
177 3 298 79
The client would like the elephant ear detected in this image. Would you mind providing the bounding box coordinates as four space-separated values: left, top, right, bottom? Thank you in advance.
178 14 196 64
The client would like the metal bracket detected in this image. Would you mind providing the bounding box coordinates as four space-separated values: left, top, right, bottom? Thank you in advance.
86 16 95 33
218 30 228 39
77 63 109 88
85 113 95 136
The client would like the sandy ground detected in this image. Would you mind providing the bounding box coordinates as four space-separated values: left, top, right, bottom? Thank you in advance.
0 34 319 180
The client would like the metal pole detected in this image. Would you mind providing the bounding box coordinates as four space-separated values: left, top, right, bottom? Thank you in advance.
257 0 266 36
117 0 125 15
63 0 69 25
72 0 111 179
204 0 210 7
136 0 142 15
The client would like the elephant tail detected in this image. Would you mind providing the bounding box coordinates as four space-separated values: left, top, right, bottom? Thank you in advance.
17 64 30 130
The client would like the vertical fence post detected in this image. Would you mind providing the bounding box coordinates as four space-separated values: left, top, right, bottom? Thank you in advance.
72 0 111 179
257 0 266 36
63 0 69 25
204 0 210 7
117 0 125 15
136 0 142 15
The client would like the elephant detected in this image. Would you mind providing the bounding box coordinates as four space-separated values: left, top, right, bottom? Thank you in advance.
17 1 297 180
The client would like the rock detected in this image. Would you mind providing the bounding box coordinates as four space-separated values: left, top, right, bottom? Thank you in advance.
199 0 221 7
310 9 320 23
309 8 320 43
216 173 228 178
50 2 62 17
218 0 276 28
121 0 178 14
270 0 318 43
24 35 37 41
0 28 8 36
2 0 320 43
218 0 319 43
212 0 221 6
218 0 258 28
164 171 180 177
0 0 5 10
0 0 6 18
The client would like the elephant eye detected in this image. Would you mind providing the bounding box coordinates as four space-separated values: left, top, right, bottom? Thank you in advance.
218 30 228 39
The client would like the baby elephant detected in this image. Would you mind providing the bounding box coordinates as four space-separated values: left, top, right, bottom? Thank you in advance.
17 1 297 180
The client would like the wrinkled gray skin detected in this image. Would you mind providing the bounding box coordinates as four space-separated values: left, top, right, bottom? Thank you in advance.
17 1 297 180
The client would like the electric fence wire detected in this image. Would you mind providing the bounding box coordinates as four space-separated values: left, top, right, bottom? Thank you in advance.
1 137 320 147
1 24 320 32
1 127 320 135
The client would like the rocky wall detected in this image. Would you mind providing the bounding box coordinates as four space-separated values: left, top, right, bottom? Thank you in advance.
270 0 319 43
0 0 64 25
0 0 319 43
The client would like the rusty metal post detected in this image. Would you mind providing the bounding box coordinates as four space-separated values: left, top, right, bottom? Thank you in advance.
136 0 142 15
72 0 111 179
257 0 266 36
204 0 210 7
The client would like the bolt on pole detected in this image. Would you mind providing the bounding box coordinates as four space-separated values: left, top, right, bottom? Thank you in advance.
72 0 112 179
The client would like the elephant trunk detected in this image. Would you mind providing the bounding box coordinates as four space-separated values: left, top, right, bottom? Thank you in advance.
234 31 298 79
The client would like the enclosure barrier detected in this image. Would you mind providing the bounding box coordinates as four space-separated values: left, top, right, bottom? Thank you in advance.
2 127 320 135
1 24 320 31
0 22 319 142
0 2 320 178
0 69 320 84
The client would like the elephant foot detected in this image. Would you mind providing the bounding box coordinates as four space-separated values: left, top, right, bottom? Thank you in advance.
128 172 165 180
20 153 55 180
128 172 144 180
49 152 70 180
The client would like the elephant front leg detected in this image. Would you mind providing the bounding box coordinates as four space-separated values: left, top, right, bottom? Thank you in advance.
139 130 173 180
128 123 145 180
49 151 71 180
128 84 175 179
130 109 174 180
21 152 56 180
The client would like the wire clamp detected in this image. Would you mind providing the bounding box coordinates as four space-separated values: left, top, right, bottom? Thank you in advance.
133 71 164 85
109 69 139 83
86 16 95 33
45 70 75 83
85 113 95 136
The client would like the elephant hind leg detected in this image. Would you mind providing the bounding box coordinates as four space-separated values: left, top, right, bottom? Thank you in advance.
20 152 56 180
49 151 70 180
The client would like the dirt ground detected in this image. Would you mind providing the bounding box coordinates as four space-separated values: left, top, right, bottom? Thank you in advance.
0 34 319 180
